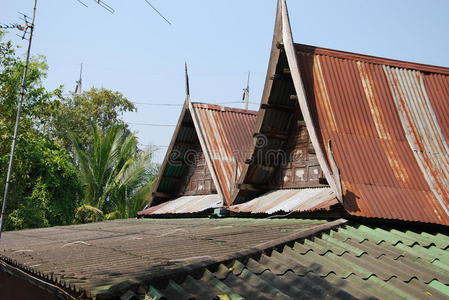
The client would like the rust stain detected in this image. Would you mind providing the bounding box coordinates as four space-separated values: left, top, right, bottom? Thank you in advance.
292 44 449 225
193 103 257 206
384 67 449 216
424 74 449 144
313 56 338 132
357 62 410 185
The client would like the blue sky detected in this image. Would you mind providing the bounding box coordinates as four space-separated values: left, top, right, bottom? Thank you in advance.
2 0 449 162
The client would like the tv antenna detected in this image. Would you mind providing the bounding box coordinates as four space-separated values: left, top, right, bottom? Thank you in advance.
73 0 171 24
242 71 250 110
0 0 38 242
0 13 33 40
74 0 115 14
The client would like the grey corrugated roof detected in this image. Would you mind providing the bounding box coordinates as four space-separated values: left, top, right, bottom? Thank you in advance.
147 223 449 300
0 218 328 299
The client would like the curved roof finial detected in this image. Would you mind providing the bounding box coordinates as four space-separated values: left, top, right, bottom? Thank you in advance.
184 62 190 100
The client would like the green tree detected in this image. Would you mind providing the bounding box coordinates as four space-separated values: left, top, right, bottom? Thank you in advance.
0 30 57 158
72 125 154 219
41 88 136 155
0 31 80 230
2 131 81 230
1 31 149 229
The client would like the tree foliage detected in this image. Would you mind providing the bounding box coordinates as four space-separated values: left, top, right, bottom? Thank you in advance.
72 125 154 219
0 31 155 230
74 205 104 224
0 31 80 230
2 132 81 230
41 88 136 154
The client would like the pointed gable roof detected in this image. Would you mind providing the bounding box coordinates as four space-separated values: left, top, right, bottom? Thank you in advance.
142 100 220 210
191 103 257 205
140 101 256 215
233 0 449 225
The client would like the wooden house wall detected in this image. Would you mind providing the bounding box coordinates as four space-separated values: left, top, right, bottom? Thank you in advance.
180 150 216 195
271 113 325 188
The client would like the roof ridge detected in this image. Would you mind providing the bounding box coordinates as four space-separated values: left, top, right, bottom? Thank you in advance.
294 43 449 75
191 102 258 115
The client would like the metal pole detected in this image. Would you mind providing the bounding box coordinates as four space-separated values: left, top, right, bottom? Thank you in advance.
184 62 190 99
0 0 38 242
243 71 250 110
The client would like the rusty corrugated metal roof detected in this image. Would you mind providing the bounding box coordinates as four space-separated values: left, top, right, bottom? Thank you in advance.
138 194 222 215
229 188 338 214
294 44 449 225
234 0 449 225
142 101 257 214
191 103 257 206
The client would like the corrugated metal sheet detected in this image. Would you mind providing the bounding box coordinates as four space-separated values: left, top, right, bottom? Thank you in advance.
0 218 327 299
293 44 449 225
138 194 221 215
192 103 257 206
230 1 449 224
147 223 449 299
229 188 338 214
144 102 256 213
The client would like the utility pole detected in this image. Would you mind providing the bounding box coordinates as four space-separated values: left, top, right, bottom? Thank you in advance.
0 0 38 243
242 71 250 110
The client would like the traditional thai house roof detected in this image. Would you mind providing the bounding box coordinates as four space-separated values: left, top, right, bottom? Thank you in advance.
1 2 448 300
139 101 256 216
231 0 449 225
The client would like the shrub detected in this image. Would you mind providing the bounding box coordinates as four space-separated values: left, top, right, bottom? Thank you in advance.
74 205 104 224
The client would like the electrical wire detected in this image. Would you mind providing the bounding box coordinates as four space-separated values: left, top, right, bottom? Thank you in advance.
139 144 169 148
59 94 258 107
128 122 175 127
132 101 259 106
144 0 171 25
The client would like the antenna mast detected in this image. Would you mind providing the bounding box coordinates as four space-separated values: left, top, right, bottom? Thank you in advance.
0 0 38 242
242 71 250 110
75 63 83 94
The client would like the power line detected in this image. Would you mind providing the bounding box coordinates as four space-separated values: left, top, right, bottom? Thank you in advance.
59 94 258 107
128 122 175 127
133 102 183 106
74 0 88 8
132 101 259 106
144 0 171 25
139 144 169 148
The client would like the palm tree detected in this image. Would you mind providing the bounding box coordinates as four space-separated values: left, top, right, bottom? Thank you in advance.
72 125 154 218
